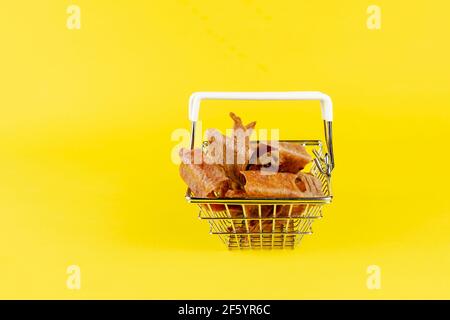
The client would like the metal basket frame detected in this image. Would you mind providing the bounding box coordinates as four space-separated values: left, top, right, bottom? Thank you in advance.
184 92 334 249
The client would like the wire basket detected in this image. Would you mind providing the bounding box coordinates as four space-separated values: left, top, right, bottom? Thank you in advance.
184 92 335 249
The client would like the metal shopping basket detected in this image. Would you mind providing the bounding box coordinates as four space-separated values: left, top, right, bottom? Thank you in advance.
185 92 335 249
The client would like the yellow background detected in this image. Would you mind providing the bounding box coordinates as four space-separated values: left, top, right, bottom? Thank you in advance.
1 0 449 299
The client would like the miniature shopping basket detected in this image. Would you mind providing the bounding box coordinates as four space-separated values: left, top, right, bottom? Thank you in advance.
185 91 335 249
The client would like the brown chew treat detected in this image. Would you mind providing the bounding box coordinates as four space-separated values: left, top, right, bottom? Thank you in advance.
224 189 247 198
296 172 324 197
276 204 307 217
249 220 286 233
248 205 284 233
179 148 229 198
277 142 312 172
240 170 324 199
241 171 304 198
248 141 312 173
225 204 274 234
223 190 247 217
205 112 256 189
223 190 261 218
204 129 235 182
230 112 256 173
246 142 273 171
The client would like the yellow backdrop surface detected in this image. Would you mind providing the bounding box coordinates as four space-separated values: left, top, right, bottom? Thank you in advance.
1 0 449 299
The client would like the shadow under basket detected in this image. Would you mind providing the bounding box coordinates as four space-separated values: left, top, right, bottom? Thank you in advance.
185 140 333 249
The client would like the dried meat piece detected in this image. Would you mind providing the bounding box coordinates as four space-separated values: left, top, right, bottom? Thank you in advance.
240 170 324 199
276 204 307 217
179 148 229 198
247 203 308 233
296 172 324 197
232 211 278 234
277 142 312 172
249 220 285 233
223 190 246 218
205 112 256 189
248 205 283 233
248 142 312 174
230 112 256 171
241 171 304 198
205 129 242 188
247 143 275 171
180 147 204 165
224 189 247 198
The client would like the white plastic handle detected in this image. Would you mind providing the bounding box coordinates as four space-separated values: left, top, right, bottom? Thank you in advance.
188 91 333 122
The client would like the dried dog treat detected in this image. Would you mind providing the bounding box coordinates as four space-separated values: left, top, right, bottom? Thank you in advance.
205 112 256 189
230 112 257 173
224 189 246 198
224 191 269 215
276 204 307 217
226 204 274 234
179 147 203 165
247 143 274 171
223 190 246 217
277 142 312 172
241 171 304 198
296 172 324 197
179 148 229 198
249 220 286 233
248 141 312 173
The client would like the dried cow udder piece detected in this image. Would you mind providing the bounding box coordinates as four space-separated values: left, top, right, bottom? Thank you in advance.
179 148 229 198
249 219 286 233
225 204 274 233
225 203 309 235
277 142 312 172
245 204 307 234
232 219 287 235
223 190 246 217
235 202 308 235
230 112 257 167
296 172 324 197
249 205 285 233
205 130 238 186
241 170 324 199
224 189 246 198
205 112 256 189
248 142 312 174
276 204 307 217
224 190 262 218
241 171 304 198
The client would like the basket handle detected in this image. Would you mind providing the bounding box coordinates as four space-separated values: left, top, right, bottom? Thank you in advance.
189 91 332 122
188 91 334 174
